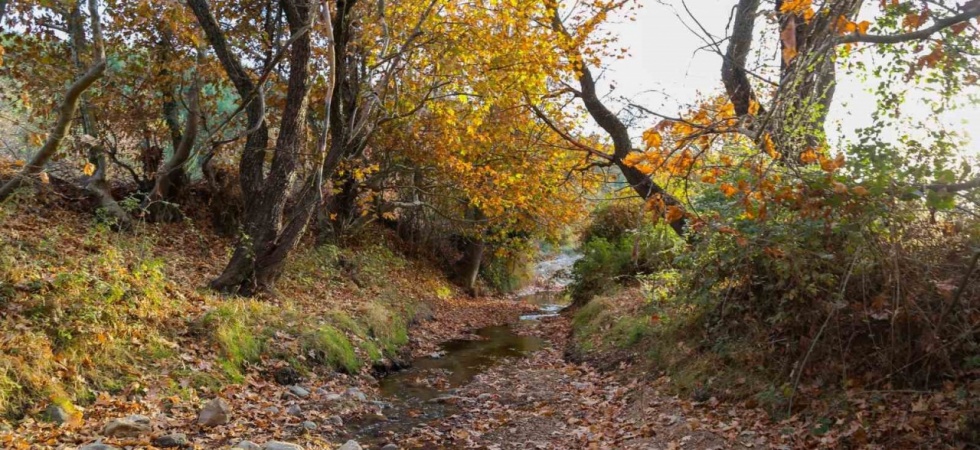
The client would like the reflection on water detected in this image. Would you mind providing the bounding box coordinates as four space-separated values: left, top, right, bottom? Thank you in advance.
352 325 545 444
379 325 545 401
351 252 578 445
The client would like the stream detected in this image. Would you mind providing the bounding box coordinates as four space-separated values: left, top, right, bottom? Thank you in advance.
348 251 579 446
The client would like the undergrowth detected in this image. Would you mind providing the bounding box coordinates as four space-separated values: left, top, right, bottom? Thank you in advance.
0 201 438 419
569 196 980 421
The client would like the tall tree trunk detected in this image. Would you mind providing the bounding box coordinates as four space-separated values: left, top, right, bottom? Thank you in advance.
142 78 200 222
0 0 106 203
725 0 864 161
70 0 133 230
190 0 318 295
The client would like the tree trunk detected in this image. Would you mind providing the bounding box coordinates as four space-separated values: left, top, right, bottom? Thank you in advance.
190 0 318 295
454 206 486 297
142 79 200 222
547 4 687 237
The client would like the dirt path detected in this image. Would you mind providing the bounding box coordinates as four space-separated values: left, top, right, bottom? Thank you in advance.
388 317 775 450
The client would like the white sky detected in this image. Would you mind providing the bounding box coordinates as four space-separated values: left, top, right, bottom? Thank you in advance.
597 0 980 156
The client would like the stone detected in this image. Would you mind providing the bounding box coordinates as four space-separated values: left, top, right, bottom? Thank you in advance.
327 416 343 427
369 400 392 409
301 420 317 431
233 440 262 450
381 444 399 450
197 398 231 427
338 441 362 450
287 404 303 416
263 441 304 450
79 443 119 450
153 433 189 448
322 393 343 402
103 415 151 438
426 395 459 404
477 393 494 402
287 385 310 398
45 404 71 424
263 406 281 415
344 388 367 402
273 366 301 385
428 351 446 359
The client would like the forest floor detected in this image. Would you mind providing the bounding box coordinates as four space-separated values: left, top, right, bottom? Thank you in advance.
0 170 973 449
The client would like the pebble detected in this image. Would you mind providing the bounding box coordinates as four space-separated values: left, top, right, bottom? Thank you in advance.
233 440 262 450
287 404 303 416
301 421 317 431
198 398 231 427
103 415 151 438
263 441 304 450
264 406 281 414
338 441 362 450
79 443 119 450
426 395 459 404
287 385 310 398
45 404 71 424
153 433 189 448
381 444 399 450
327 416 344 427
345 387 367 402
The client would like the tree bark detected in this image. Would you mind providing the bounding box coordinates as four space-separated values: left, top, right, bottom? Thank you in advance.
190 0 318 295
142 78 200 222
548 4 687 237
71 0 133 230
454 206 486 297
723 0 762 116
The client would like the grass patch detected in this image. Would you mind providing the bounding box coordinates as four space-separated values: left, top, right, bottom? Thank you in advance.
302 325 360 373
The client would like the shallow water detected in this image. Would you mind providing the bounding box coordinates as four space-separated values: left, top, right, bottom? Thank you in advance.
349 252 578 445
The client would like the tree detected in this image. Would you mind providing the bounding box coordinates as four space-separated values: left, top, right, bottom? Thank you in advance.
0 0 107 204
542 0 689 237
187 0 327 295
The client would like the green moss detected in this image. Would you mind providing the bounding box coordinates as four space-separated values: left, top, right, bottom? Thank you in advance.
361 302 409 355
303 325 360 373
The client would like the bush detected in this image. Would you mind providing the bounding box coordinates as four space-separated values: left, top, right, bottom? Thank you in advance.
580 202 646 243
569 219 680 306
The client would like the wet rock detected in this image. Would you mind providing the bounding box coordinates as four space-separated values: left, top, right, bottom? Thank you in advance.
198 398 231 427
287 385 310 398
429 351 446 359
345 387 367 402
44 404 71 424
233 440 262 450
327 416 344 427
103 415 151 437
287 404 303 416
301 421 317 431
370 400 393 409
358 413 387 426
338 441 362 450
273 366 301 385
426 395 459 404
263 441 304 450
79 443 119 450
153 433 189 448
